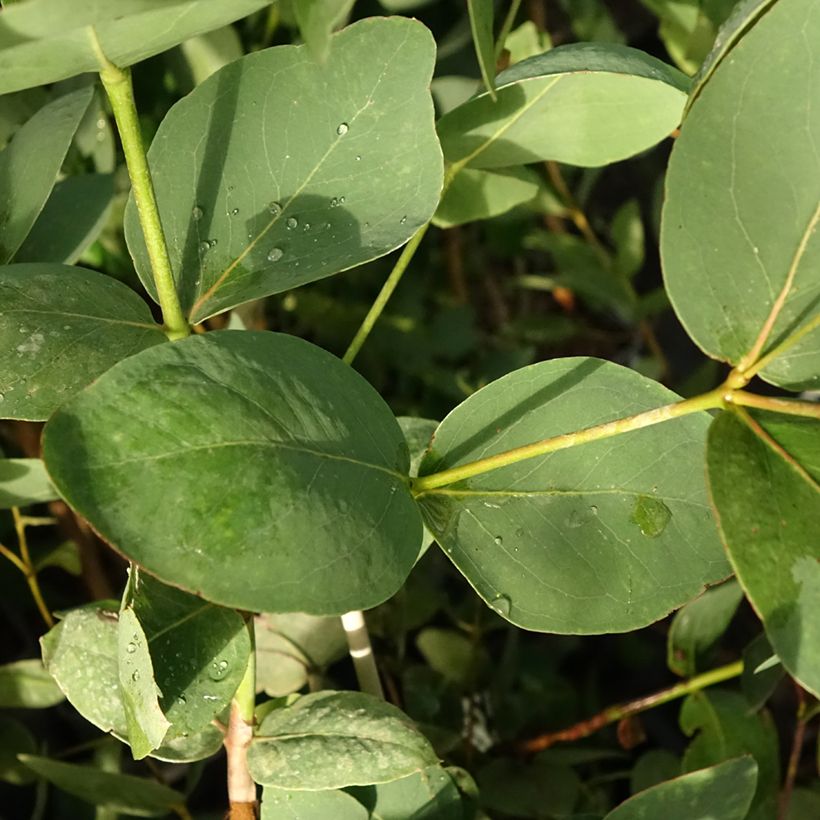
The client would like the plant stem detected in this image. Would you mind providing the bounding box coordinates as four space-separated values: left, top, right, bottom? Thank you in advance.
342 222 430 364
518 659 744 753
740 311 820 383
341 610 384 699
91 30 189 341
413 387 724 493
727 390 820 420
777 684 808 820
495 0 523 59
225 618 257 820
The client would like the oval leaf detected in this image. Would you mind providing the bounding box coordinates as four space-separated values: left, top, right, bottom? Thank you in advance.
261 789 369 819
467 0 497 99
0 458 58 509
708 410 820 696
662 0 820 390
416 358 728 633
0 0 273 95
248 691 438 789
124 17 443 323
0 659 63 709
0 86 92 263
42 331 423 614
0 264 166 421
436 43 688 169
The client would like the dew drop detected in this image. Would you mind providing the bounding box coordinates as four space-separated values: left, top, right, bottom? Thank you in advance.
286 216 298 230
199 240 211 254
400 215 407 224
590 505 599 515
493 535 503 546
131 670 140 682
267 247 284 263
355 155 362 161
126 642 137 654
268 201 282 216
338 196 345 204
192 205 204 221
630 495 672 538
230 207 240 216
209 659 230 681
491 593 512 617
336 122 349 136
303 222 311 231
330 197 338 208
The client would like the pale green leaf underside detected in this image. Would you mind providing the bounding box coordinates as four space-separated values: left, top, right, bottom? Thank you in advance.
605 757 757 820
467 0 496 99
0 659 64 709
0 264 166 421
662 0 820 390
248 691 438 789
42 331 423 614
708 411 820 697
417 358 728 634
0 458 58 509
124 17 443 323
437 42 688 169
0 86 92 263
0 0 273 95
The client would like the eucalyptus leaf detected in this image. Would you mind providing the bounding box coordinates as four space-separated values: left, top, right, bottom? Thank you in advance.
0 717 36 785
0 0 274 95
742 634 784 712
437 43 688 170
0 458 58 508
295 0 356 63
19 755 185 817
262 788 368 819
416 358 728 633
0 264 166 420
606 757 757 820
42 331 423 614
467 0 496 99
662 0 820 390
0 86 92 263
248 691 438 789
0 659 63 708
124 17 443 323
708 410 820 696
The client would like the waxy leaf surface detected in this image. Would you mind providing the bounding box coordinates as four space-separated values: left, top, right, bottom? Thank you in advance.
43 331 423 614
0 264 166 420
125 17 443 322
708 410 820 696
0 0 273 95
248 691 438 789
437 43 688 169
416 358 728 633
0 86 92 263
662 0 820 390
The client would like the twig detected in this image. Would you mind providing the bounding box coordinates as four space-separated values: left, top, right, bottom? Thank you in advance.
341 610 384 699
777 684 808 820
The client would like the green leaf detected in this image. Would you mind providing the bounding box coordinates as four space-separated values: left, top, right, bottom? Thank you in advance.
504 21 551 65
0 0 274 95
127 572 251 738
18 755 185 817
398 416 438 558
0 458 58 508
14 174 114 265
433 167 541 228
0 659 63 708
0 86 92 263
437 43 688 170
295 0 355 63
416 358 728 633
667 580 744 677
611 199 645 280
124 17 443 323
255 611 347 697
416 628 487 688
662 0 820 390
262 788 369 819
680 690 779 820
467 0 496 100
43 331 423 614
0 264 166 421
741 634 784 712
117 607 171 759
248 691 439 789
178 25 244 86
606 757 757 820
707 410 820 696
629 749 681 794
0 716 36 785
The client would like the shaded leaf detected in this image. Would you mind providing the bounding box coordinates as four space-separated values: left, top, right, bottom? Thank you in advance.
467 0 496 99
741 634 784 712
262 788 368 819
0 659 63 708
0 264 166 421
0 458 57 508
124 18 442 323
0 86 92 263
43 331 422 614
295 0 356 63
477 758 580 818
629 749 680 795
0 716 36 785
416 357 728 633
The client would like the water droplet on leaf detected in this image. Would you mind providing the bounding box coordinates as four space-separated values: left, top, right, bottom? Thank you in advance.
209 659 230 681
268 201 282 215
126 642 137 654
131 671 140 682
491 593 512 617
630 495 672 538
230 207 239 216
192 205 203 221
267 247 284 262
286 216 298 230
336 122 349 136
493 535 503 546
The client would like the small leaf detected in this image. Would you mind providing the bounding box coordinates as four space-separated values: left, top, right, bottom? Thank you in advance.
708 411 820 696
295 0 356 63
437 43 688 170
629 749 681 795
0 264 166 421
0 458 58 509
606 757 757 820
14 174 114 265
248 691 438 789
124 17 443 322
0 659 63 709
416 628 486 688
43 331 423 614
118 607 171 759
0 86 92 263
610 199 644 279
667 580 744 677
18 755 184 817
0 0 274 95
416 357 728 633
662 0 820 390
0 716 36 785
467 0 496 99
742 634 784 712
262 788 368 819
